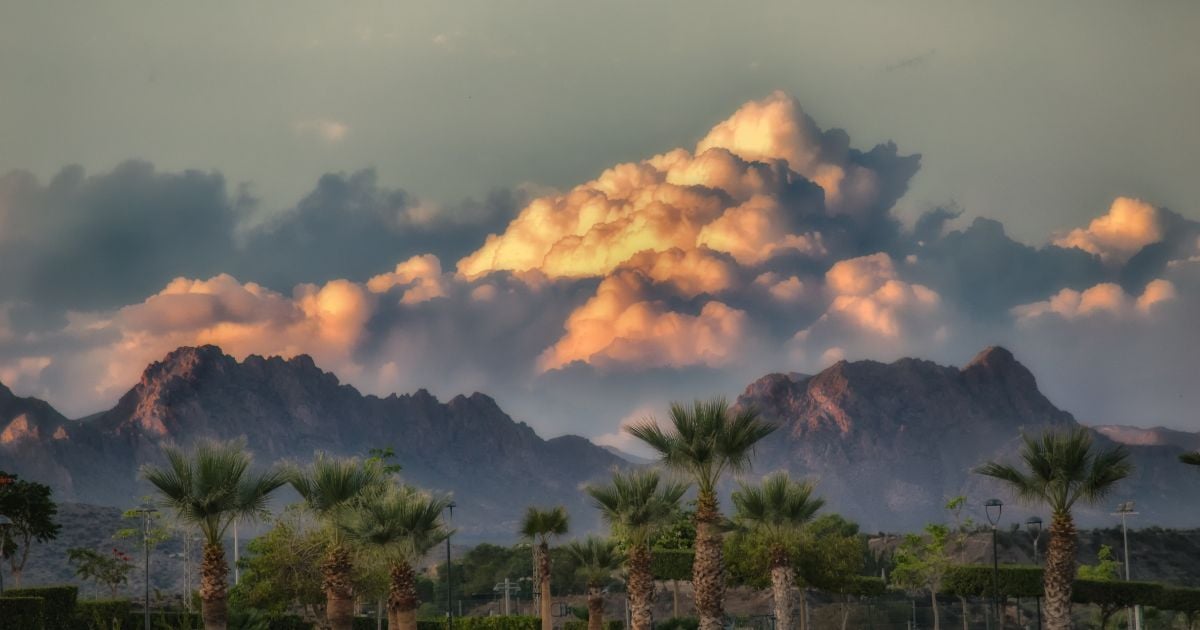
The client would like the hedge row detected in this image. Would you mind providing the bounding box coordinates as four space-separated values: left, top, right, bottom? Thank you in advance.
563 620 625 630
939 566 1200 612
942 565 1043 598
0 596 45 630
650 549 694 581
4 585 78 630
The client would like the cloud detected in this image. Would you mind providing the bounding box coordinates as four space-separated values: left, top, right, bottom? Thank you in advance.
457 91 919 280
1054 197 1164 265
367 254 449 304
537 271 749 372
1012 279 1177 321
294 118 350 143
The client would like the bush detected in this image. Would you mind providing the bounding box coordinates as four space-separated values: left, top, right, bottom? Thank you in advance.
1157 587 1200 613
418 620 448 630
1072 579 1165 607
941 565 1042 598
844 576 886 597
457 615 540 630
564 620 624 630
651 549 693 581
654 617 699 630
0 596 45 630
74 599 132 630
5 585 77 630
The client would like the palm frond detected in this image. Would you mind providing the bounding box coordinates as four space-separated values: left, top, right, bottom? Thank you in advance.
586 469 686 546
519 506 570 543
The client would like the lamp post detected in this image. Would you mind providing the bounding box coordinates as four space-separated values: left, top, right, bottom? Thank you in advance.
445 501 456 630
0 514 11 595
1025 516 1042 630
985 499 1003 627
1112 502 1140 630
131 507 157 630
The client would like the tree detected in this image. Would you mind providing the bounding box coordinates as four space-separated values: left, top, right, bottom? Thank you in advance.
796 515 867 630
1182 452 1200 467
230 506 327 619
338 483 450 630
976 427 1132 630
891 524 954 630
288 453 387 630
0 471 62 587
141 440 287 630
627 398 775 630
520 506 570 630
587 469 687 630
67 547 134 597
1076 545 1124 629
565 537 621 630
732 472 824 630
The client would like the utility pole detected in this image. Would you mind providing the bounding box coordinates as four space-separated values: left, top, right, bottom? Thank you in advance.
495 578 520 616
446 502 457 630
233 520 240 585
1112 502 1140 630
132 507 157 630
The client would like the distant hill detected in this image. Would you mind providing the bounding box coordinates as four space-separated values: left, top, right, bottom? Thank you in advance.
0 345 622 539
738 346 1200 531
4 344 1200 539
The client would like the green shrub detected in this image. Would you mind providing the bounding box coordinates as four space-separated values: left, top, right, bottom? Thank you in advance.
564 621 586 630
355 617 393 630
844 576 886 597
74 599 132 630
456 615 540 630
1157 586 1200 612
0 596 45 630
651 549 693 581
418 619 448 630
654 617 699 630
1072 579 1165 607
941 565 1042 598
5 585 77 630
605 620 624 630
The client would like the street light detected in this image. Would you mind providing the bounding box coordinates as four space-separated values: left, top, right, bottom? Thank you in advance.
445 501 457 630
985 499 1003 625
1112 501 1140 630
1025 516 1043 630
0 514 11 595
131 507 158 630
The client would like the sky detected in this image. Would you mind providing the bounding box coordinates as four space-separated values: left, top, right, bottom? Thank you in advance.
1 1 1198 447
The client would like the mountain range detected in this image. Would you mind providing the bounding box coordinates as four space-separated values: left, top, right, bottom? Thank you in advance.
2 344 1199 537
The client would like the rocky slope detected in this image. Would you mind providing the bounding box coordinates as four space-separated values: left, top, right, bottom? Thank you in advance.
738 346 1200 531
0 346 621 539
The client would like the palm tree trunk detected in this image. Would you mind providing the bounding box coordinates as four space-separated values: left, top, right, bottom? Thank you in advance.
1043 512 1078 630
199 542 229 630
389 561 420 630
588 585 605 630
629 544 654 630
768 544 793 630
694 492 725 630
539 542 553 630
324 544 356 630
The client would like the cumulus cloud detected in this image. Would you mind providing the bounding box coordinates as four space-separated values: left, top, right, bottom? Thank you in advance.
367 254 449 304
457 91 918 281
294 118 350 143
537 271 749 373
1012 279 1177 321
1054 197 1165 265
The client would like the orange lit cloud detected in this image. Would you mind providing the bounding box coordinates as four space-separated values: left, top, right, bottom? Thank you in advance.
1012 278 1176 321
1053 197 1164 265
458 91 908 281
537 271 748 372
367 254 449 304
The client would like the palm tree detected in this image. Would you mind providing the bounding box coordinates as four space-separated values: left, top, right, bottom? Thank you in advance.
288 453 387 630
338 483 450 630
732 472 824 630
520 506 570 630
565 537 621 630
586 469 688 630
976 428 1131 630
142 440 286 630
627 398 776 630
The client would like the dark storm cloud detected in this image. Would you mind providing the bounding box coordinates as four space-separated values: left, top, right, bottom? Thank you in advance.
0 162 243 320
0 162 520 328
239 169 521 290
